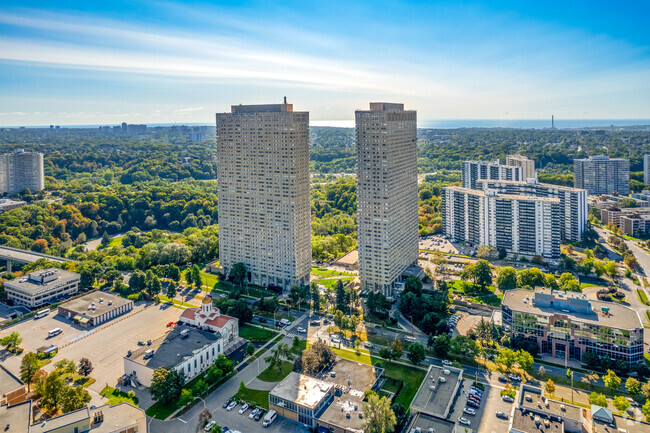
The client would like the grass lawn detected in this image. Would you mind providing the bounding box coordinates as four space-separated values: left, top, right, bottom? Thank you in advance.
311 267 355 278
326 346 426 408
234 383 270 409
239 324 279 342
290 338 307 355
257 361 293 382
638 289 650 306
318 276 355 289
158 295 196 309
100 385 138 406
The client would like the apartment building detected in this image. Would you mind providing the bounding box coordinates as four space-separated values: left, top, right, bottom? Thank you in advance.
502 288 644 364
645 154 650 185
478 179 588 241
506 154 536 180
574 156 630 195
462 160 523 189
0 149 44 195
355 103 419 296
442 187 561 260
600 206 650 236
215 99 311 290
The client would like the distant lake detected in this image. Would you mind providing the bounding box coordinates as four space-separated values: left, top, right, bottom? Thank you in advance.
311 119 650 129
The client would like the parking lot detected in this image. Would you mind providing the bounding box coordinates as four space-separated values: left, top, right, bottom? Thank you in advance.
448 377 516 433
207 400 308 433
0 301 181 397
419 235 459 254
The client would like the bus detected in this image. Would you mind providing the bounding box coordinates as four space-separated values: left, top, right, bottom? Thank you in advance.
48 328 62 338
35 309 50 319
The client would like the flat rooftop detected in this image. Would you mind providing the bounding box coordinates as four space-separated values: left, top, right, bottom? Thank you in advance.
407 413 456 433
315 357 381 392
0 364 23 395
59 291 131 318
477 178 586 193
410 365 461 418
519 385 581 421
512 407 564 433
503 288 643 330
0 401 30 433
5 268 79 293
271 372 334 410
444 186 561 203
29 403 145 433
593 416 650 433
127 325 221 370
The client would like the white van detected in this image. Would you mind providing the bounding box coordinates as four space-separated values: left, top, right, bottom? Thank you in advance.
48 328 62 337
35 309 50 319
262 409 277 427
280 318 291 326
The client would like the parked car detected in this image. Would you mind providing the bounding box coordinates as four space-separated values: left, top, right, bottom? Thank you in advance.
137 341 146 346
166 321 174 327
204 421 217 431
463 408 476 416
249 408 260 419
441 360 452 366
459 417 471 426
259 317 267 323
498 376 507 383
466 400 480 408
508 374 520 381
503 396 515 403
496 411 509 420
226 401 237 411
222 398 232 408
254 409 266 421
239 403 250 414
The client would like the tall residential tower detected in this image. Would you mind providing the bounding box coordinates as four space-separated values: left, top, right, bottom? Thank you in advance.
215 100 311 289
356 103 419 296
0 149 44 195
574 156 630 195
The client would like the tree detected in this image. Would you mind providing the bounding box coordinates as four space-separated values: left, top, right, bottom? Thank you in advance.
166 281 177 299
191 264 202 289
289 286 302 309
643 399 650 422
362 392 397 433
193 379 208 397
582 372 600 390
517 267 545 288
404 276 423 296
1 331 22 353
626 377 641 396
147 276 162 297
432 334 451 358
473 259 492 288
545 274 559 291
544 379 555 394
311 283 321 311
80 268 94 289
129 270 146 293
61 385 91 413
605 261 618 278
391 339 403 360
20 352 40 391
246 343 256 357
642 381 650 399
179 388 193 406
168 264 181 282
517 350 534 371
229 262 247 286
613 395 630 413
497 267 518 292
407 343 426 365
603 369 621 392
185 267 194 287
378 347 392 361
101 230 111 247
588 392 609 408
150 368 184 404
54 359 77 375
78 358 93 377
537 365 546 378
335 279 346 312
559 272 581 291
265 343 292 371
41 371 66 411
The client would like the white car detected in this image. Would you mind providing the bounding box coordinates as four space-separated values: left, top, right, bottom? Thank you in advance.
459 417 471 426
441 360 452 366
297 327 307 333
238 403 249 414
249 408 259 419
226 401 237 411
463 408 476 416
204 421 217 432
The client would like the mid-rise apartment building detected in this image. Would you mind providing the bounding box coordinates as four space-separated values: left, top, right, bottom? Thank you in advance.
356 103 419 296
477 179 588 241
574 156 630 195
0 149 44 195
442 187 561 260
462 160 523 189
506 154 536 180
502 288 644 364
215 100 311 289
600 206 650 237
644 154 650 185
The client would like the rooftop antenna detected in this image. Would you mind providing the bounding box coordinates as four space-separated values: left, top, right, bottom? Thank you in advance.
283 96 287 104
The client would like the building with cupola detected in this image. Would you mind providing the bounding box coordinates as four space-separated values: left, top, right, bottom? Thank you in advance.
179 295 239 345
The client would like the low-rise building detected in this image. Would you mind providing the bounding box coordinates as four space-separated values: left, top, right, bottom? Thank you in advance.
58 292 133 327
502 288 644 365
513 384 583 433
179 296 238 345
0 364 28 407
4 268 80 308
123 325 223 387
405 365 462 433
29 402 147 433
0 198 26 213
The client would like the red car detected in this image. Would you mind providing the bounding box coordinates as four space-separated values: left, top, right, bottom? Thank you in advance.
166 321 174 327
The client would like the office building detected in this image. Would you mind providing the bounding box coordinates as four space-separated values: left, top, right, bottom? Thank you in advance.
462 160 523 189
407 365 464 433
356 102 419 296
645 155 650 185
58 292 133 327
510 384 583 433
506 154 536 180
216 99 311 290
0 149 44 195
29 403 147 433
478 179 588 241
502 288 644 364
442 187 561 260
123 325 224 387
4 268 80 308
573 156 630 195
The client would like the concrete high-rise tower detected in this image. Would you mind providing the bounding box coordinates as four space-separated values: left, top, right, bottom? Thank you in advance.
0 149 44 194
215 100 311 289
356 103 418 296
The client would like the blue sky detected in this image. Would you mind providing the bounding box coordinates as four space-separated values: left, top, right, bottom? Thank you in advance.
0 0 649 125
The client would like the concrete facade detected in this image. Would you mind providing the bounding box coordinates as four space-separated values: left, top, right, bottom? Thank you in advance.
58 292 133 327
574 155 630 195
462 160 523 189
179 295 238 343
215 100 311 290
0 149 44 195
4 268 80 308
355 102 419 296
506 154 536 180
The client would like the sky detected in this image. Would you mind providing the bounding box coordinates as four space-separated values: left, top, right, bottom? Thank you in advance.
0 0 649 126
